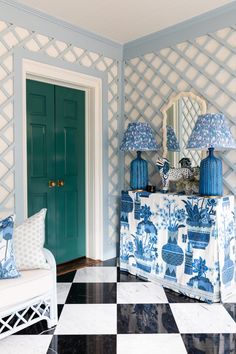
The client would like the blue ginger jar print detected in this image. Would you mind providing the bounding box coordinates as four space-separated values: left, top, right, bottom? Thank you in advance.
158 198 185 282
162 228 184 282
187 257 213 293
134 205 157 273
183 198 216 250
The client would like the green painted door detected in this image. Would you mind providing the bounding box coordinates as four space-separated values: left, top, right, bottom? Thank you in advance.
27 79 85 264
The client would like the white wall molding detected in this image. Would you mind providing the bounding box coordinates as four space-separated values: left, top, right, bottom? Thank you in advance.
14 51 105 260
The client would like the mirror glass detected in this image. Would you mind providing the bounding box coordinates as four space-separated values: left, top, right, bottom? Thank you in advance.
161 92 207 168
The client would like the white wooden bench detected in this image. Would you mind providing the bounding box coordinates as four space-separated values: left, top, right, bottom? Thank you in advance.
0 249 57 339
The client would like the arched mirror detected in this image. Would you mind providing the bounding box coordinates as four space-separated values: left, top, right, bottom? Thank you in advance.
161 92 207 168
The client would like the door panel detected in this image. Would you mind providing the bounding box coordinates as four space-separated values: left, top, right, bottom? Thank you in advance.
29 124 47 177
64 127 77 175
65 191 78 239
55 86 85 263
30 193 48 214
27 80 56 254
27 80 85 264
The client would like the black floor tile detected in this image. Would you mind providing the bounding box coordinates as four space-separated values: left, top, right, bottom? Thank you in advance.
117 303 179 334
15 319 55 335
117 268 148 282
47 335 116 354
224 303 236 322
58 304 64 319
95 258 117 267
164 287 202 303
66 283 117 304
57 270 76 283
10 303 64 336
181 333 236 354
13 304 59 335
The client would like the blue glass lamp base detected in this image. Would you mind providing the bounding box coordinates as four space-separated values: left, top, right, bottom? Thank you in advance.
200 147 223 196
130 151 148 190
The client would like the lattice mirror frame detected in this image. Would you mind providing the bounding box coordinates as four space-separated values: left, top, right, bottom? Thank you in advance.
161 91 207 167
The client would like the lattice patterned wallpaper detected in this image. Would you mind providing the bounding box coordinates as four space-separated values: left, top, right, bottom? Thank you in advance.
124 26 236 196
0 20 120 247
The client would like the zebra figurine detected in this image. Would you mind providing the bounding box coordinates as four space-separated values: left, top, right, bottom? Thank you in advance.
156 157 193 192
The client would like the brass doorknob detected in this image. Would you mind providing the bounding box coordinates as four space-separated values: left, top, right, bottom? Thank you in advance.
57 180 64 187
48 180 56 188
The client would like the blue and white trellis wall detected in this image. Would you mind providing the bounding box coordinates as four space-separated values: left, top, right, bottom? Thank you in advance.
0 18 121 252
124 25 236 196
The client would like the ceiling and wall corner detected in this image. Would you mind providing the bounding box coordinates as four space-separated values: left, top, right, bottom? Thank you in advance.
0 0 123 59
123 1 236 59
11 0 235 43
0 0 236 258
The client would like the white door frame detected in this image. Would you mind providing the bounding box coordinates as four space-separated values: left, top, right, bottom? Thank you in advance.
15 57 104 260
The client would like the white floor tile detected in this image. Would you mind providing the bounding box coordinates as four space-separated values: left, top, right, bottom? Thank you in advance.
223 292 236 303
55 304 117 334
117 282 168 304
73 266 117 283
117 334 187 354
170 303 236 333
57 283 71 304
0 335 52 354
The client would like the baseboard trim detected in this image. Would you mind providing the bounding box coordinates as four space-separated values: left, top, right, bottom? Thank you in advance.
57 256 103 275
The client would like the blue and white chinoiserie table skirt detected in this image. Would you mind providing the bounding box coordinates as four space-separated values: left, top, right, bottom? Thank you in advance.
120 191 236 303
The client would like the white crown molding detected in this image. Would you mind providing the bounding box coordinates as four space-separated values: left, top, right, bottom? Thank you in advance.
0 0 123 59
124 2 236 59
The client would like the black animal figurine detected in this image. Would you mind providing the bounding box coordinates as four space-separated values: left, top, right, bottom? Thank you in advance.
179 157 192 168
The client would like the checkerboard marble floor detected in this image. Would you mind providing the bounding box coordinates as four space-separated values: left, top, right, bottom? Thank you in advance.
1 258 236 354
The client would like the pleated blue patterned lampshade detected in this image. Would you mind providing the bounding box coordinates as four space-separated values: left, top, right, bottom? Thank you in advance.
120 122 159 190
167 125 180 152
187 113 236 150
187 113 236 196
120 122 160 151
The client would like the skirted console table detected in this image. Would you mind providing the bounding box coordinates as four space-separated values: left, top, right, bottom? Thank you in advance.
120 191 236 303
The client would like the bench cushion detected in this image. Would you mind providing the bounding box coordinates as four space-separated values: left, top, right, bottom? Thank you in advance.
0 269 53 311
14 209 49 270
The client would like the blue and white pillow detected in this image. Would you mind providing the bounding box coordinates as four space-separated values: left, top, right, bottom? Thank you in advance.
0 215 20 279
